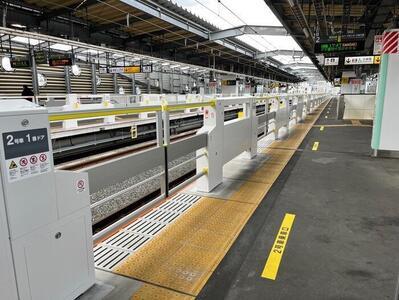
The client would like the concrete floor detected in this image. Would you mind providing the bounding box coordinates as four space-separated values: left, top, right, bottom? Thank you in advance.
77 270 142 300
198 99 399 300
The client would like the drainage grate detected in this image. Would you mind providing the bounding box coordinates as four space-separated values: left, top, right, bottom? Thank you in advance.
94 193 201 271
93 245 131 270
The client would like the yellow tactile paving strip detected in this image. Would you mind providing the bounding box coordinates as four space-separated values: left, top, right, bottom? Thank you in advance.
131 284 194 300
113 104 329 298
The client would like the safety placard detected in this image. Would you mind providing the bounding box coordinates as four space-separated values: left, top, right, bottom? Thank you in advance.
6 152 51 182
76 179 86 193
3 128 51 182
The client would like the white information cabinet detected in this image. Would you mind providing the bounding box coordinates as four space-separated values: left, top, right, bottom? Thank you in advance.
0 100 94 300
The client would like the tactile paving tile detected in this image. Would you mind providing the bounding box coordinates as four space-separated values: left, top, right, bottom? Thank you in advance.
229 181 271 204
94 193 201 271
114 198 255 295
112 100 330 298
131 284 194 300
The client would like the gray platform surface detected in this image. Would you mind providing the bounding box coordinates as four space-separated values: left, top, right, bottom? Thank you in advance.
198 99 399 300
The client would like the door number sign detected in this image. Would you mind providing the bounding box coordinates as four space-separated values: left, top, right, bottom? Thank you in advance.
3 128 52 182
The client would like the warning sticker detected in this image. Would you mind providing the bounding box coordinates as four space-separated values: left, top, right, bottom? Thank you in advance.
9 161 17 169
76 179 86 193
6 151 51 182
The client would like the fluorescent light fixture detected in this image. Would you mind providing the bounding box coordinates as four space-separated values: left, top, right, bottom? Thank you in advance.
303 28 310 38
50 43 73 51
180 66 190 70
11 24 26 29
71 64 81 76
150 60 159 63
1 57 13 72
161 62 170 66
81 49 104 55
170 64 181 68
11 36 43 46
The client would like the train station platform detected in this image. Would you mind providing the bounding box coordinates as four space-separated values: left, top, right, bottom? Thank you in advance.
81 98 399 300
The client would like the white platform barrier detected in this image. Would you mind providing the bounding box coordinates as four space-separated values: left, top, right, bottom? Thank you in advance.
62 94 115 129
196 94 329 192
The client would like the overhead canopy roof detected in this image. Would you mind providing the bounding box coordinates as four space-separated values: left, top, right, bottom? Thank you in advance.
6 0 302 82
265 0 399 80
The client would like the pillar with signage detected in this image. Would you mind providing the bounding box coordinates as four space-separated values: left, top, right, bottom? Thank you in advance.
372 29 399 152
0 100 95 299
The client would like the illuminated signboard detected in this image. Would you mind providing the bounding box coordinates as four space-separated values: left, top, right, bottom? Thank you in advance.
104 65 153 74
314 41 365 53
141 65 152 73
221 80 237 86
49 56 72 67
34 50 48 65
11 56 30 68
124 66 141 73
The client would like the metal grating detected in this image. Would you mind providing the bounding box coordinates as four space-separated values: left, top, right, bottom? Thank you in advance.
94 193 201 271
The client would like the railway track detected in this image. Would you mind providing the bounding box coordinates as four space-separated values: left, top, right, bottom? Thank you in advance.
56 129 198 171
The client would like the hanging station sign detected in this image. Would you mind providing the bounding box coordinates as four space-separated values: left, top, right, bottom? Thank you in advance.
324 57 339 66
316 33 365 43
344 56 381 65
373 35 383 55
100 64 153 74
11 56 30 68
314 41 365 53
221 80 237 86
34 50 48 65
49 55 72 67
140 64 152 73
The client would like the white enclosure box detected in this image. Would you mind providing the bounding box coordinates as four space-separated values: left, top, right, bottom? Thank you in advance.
0 100 94 300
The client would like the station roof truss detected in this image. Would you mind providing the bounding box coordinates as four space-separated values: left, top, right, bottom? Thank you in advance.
1 0 305 82
0 26 296 84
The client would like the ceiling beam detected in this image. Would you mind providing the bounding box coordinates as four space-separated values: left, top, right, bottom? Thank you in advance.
312 0 328 36
284 63 315 69
120 0 255 57
41 0 99 21
209 25 288 41
256 49 304 59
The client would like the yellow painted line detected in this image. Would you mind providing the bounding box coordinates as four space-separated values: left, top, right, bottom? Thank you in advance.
164 101 215 111
49 101 216 121
320 126 324 131
312 141 319 151
261 213 296 280
48 106 162 121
